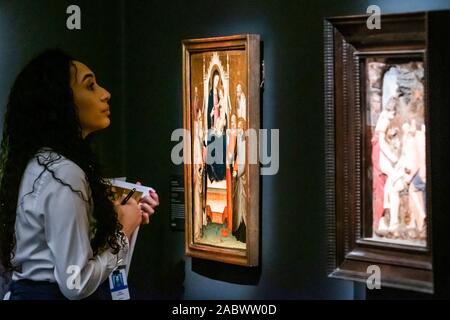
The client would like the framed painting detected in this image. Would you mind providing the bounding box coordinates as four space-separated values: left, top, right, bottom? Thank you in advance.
325 11 450 294
182 34 260 266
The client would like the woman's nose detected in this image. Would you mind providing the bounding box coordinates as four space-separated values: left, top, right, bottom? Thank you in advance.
100 86 111 102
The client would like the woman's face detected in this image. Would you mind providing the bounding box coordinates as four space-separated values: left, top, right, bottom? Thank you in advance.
231 115 237 129
213 74 220 88
70 61 111 138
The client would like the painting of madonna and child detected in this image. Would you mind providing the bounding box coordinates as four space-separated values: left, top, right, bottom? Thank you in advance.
190 51 248 250
365 57 427 246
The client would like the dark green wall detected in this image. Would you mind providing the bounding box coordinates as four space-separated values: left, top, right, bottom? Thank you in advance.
0 0 127 176
2 0 450 300
123 0 450 300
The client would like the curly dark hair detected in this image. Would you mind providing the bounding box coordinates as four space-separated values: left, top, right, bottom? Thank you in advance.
0 49 125 272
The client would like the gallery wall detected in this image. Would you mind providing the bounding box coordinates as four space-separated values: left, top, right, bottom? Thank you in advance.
2 0 450 300
123 0 450 299
0 0 127 176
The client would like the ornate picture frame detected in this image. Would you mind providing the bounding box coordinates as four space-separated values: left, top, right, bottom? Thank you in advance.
324 12 443 293
182 34 260 266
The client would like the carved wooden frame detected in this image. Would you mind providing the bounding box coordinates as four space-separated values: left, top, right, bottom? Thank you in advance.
182 35 260 266
324 12 436 293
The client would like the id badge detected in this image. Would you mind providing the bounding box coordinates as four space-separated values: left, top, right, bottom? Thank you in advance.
108 265 130 300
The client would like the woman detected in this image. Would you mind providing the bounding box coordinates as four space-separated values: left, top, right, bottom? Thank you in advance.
0 49 159 300
223 114 237 237
193 88 205 241
371 97 398 233
206 71 226 183
232 117 247 243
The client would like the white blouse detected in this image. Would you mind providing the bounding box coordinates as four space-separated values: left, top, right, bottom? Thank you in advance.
11 150 128 300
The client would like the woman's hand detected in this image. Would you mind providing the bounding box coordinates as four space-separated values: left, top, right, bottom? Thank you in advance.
116 197 142 240
138 188 159 225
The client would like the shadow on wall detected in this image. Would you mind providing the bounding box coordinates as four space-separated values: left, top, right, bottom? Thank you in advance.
192 258 261 285
163 259 186 299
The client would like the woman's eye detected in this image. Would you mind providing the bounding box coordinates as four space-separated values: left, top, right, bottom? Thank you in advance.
88 83 95 91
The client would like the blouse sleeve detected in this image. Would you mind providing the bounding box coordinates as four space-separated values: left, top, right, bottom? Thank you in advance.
38 161 128 300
